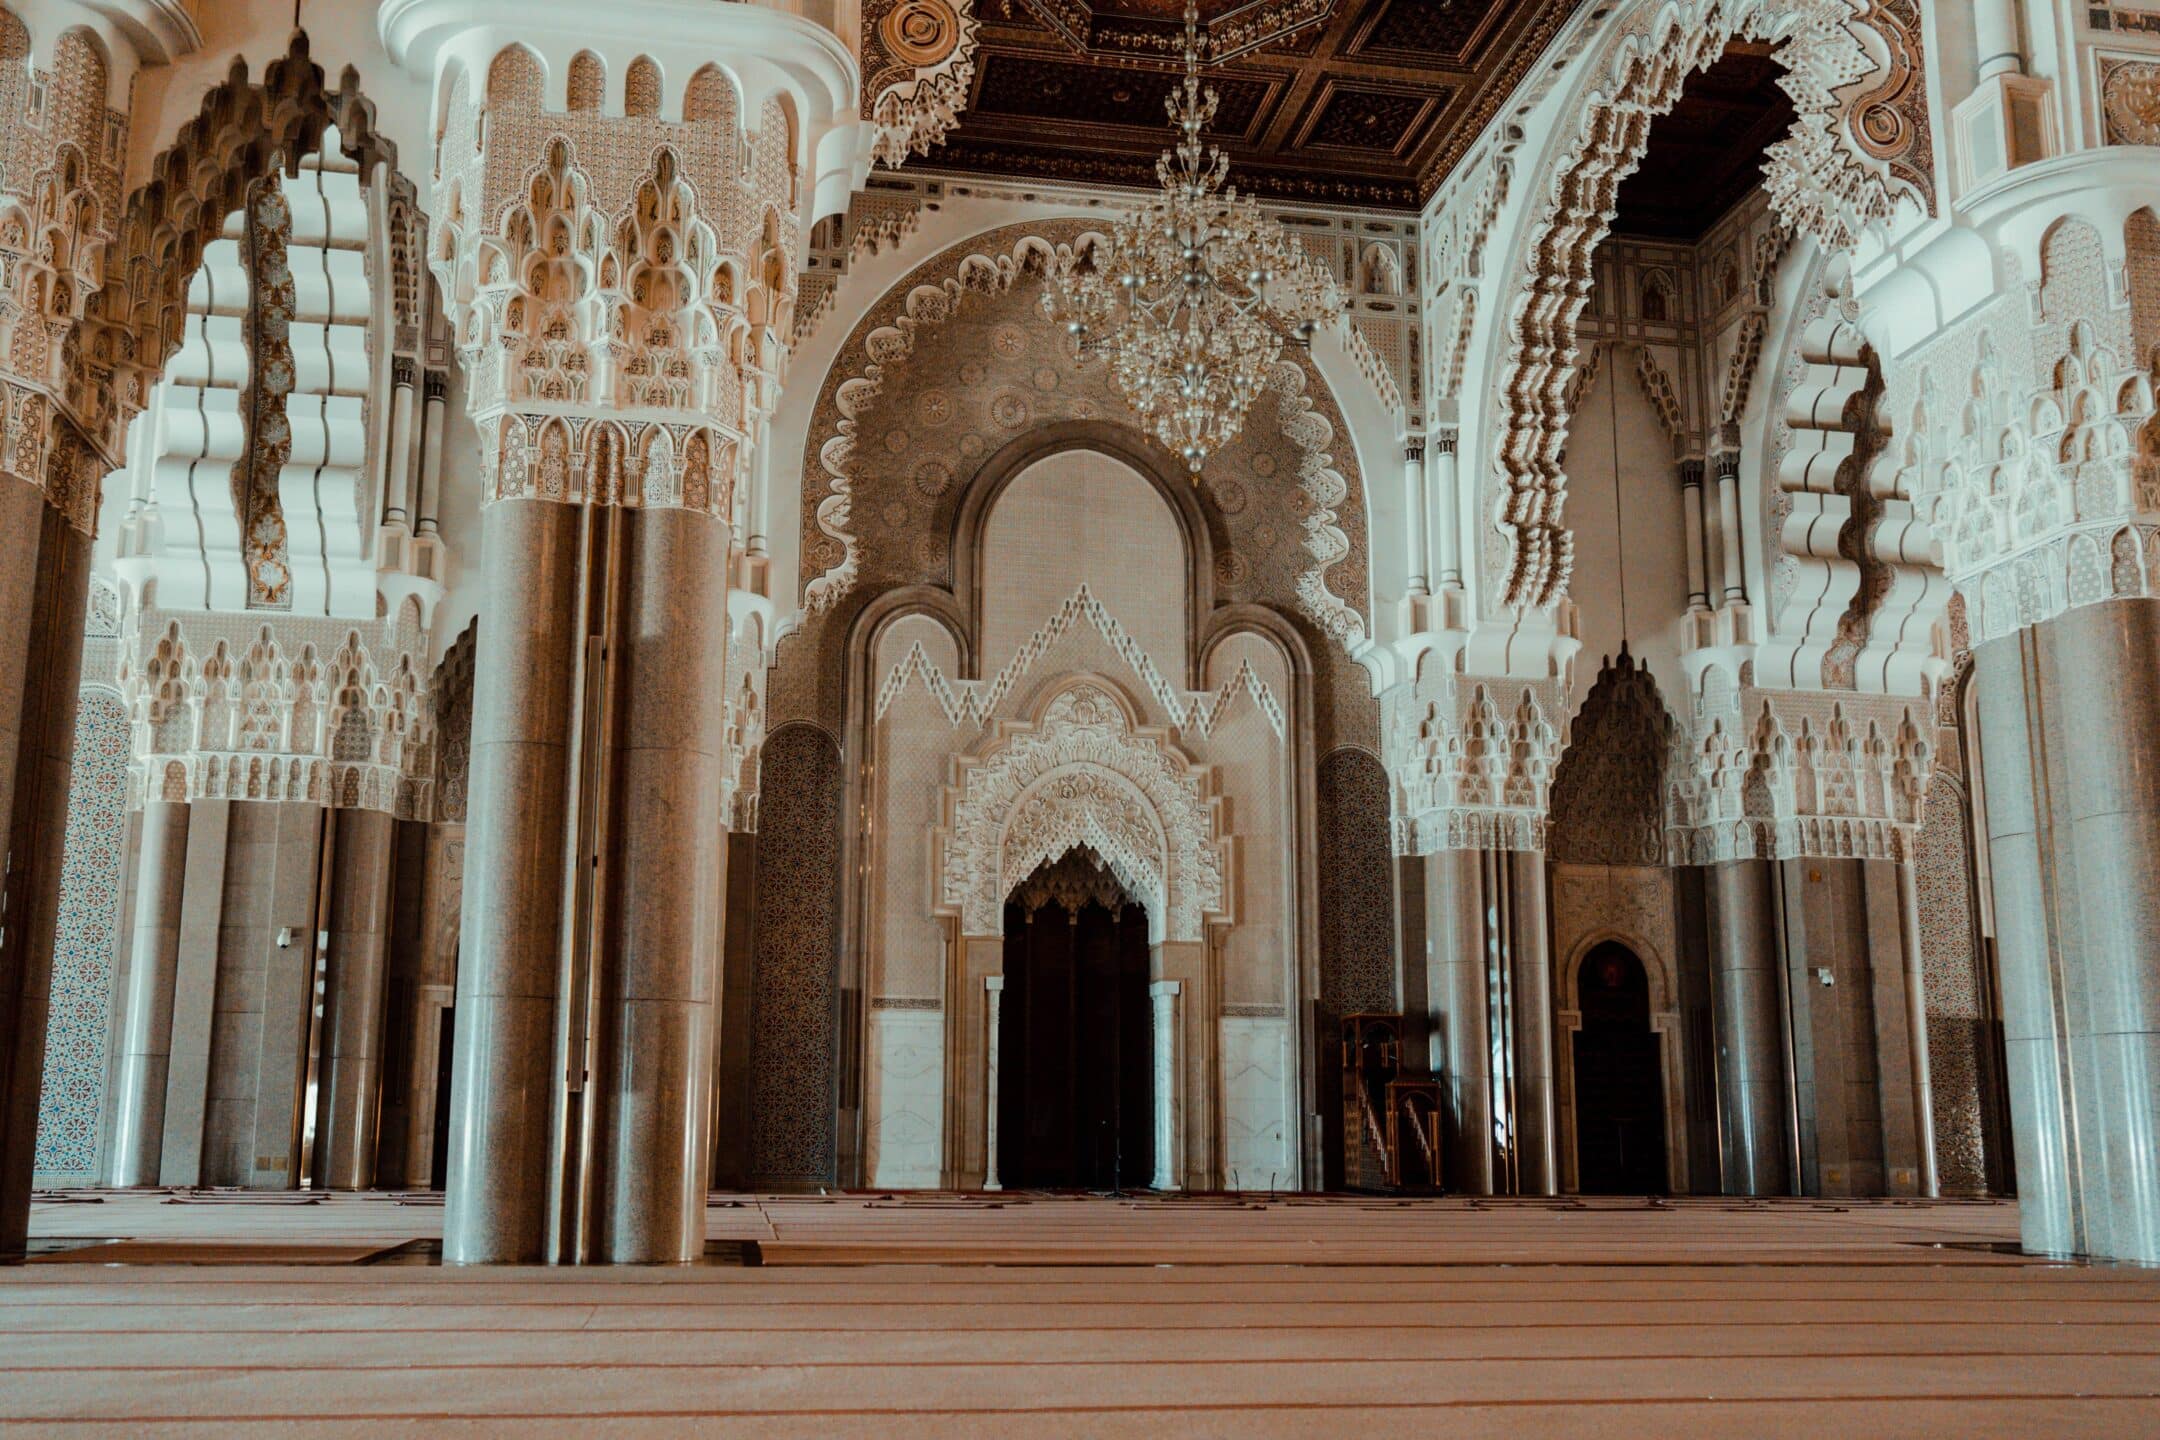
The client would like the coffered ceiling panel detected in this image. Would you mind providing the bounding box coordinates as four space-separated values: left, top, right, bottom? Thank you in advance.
924 0 1593 209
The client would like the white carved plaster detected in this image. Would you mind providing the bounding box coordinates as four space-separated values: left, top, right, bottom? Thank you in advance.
877 584 1285 741
932 678 1228 944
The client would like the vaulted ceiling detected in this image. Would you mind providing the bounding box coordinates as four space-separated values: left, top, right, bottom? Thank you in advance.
922 0 1595 210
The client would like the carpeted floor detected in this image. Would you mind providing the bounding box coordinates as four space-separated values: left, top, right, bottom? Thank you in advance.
3 1191 2155 1436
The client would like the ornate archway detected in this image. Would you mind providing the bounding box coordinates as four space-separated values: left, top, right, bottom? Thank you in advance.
934 677 1226 946
1477 0 1932 611
929 675 1230 1191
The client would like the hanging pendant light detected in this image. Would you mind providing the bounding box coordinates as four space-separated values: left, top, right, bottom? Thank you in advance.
1041 2 1343 474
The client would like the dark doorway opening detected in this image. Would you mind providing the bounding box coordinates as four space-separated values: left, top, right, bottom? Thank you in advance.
430 1003 456 1188
998 851 1153 1190
1573 943 1668 1194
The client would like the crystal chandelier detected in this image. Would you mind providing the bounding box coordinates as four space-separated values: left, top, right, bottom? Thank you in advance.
1042 3 1343 474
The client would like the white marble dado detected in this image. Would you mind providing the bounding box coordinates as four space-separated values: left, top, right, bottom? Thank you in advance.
867 1008 945 1189
1222 1016 1296 1191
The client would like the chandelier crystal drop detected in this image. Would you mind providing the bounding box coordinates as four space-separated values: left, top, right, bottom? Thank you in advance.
1041 3 1343 474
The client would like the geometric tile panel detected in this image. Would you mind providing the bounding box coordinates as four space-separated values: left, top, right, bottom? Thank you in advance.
33 687 130 1181
1317 745 1397 1017
1916 771 1993 1195
748 723 843 1187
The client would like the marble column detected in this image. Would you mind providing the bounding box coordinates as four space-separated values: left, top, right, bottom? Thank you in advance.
1679 457 1710 613
1422 848 1493 1193
1430 429 1462 592
1707 858 1791 1195
1975 598 2160 1263
1713 447 1747 606
982 975 1004 1192
594 504 730 1264
1150 980 1182 1191
108 800 192 1187
442 499 581 1263
383 358 419 529
0 0 184 1260
1896 861 1939 1198
1507 850 1558 1196
1973 0 2026 78
313 808 397 1191
416 371 448 538
0 482 93 1259
1402 440 1429 597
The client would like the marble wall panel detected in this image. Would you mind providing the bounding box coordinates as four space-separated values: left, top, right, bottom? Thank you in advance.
866 1005 945 1189
1221 1014 1295 1191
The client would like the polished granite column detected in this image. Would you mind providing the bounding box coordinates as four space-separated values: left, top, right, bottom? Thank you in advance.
593 504 729 1263
442 499 580 1264
1708 858 1791 1195
0 481 92 1260
1507 849 1558 1196
107 800 192 1187
1976 597 2160 1263
314 807 397 1191
1423 849 1493 1194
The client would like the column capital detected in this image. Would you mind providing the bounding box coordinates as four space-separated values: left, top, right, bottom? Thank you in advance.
399 9 881 522
1667 681 1935 866
1382 656 1570 858
118 607 442 821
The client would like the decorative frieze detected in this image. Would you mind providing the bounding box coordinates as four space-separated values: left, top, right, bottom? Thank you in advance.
1384 665 1567 856
1669 674 1933 864
118 609 436 819
877 584 1286 741
932 680 1228 943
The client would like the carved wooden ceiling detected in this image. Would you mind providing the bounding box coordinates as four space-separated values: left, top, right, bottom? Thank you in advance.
922 0 1595 209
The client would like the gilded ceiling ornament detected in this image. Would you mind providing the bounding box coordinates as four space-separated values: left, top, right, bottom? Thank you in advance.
865 0 982 167
881 0 962 67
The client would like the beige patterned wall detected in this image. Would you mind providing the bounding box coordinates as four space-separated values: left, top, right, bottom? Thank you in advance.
980 453 1185 677
771 220 1378 756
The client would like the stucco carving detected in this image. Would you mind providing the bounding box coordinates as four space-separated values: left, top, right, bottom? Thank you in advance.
427 45 802 517
1670 673 1932 863
1896 216 2160 643
878 584 1285 740
72 35 412 539
1385 661 1566 856
1549 652 1676 868
117 608 435 819
934 679 1227 943
862 0 981 168
798 222 1370 652
1484 0 1935 611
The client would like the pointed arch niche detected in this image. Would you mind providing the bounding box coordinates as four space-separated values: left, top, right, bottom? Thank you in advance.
849 437 1308 1196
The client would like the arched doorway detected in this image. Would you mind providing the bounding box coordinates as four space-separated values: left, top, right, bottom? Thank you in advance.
997 850 1153 1189
1572 943 1668 1194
